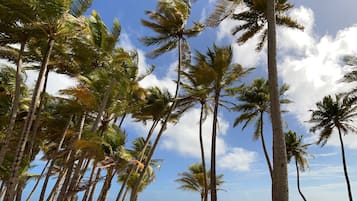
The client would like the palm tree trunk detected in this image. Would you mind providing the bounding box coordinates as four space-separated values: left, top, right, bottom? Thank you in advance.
29 68 50 158
129 38 183 201
39 115 73 201
260 111 273 179
116 168 133 201
87 168 102 201
45 168 67 201
337 128 353 201
66 157 85 200
210 89 220 201
81 162 96 201
15 185 23 201
199 103 208 201
118 113 127 128
118 119 158 200
0 40 26 164
121 187 130 201
91 78 116 132
98 168 116 201
266 0 288 200
26 160 51 201
5 38 55 201
295 160 307 201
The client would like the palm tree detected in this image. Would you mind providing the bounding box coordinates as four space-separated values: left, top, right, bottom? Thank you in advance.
0 0 44 165
285 130 311 201
231 0 303 51
129 1 203 200
309 94 357 201
196 44 252 201
232 78 290 179
4 1 88 198
205 0 242 27
179 65 215 201
175 163 224 201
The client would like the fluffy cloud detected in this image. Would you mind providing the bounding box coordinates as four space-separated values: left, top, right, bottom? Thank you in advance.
277 7 357 149
161 108 229 157
217 5 357 149
218 147 257 171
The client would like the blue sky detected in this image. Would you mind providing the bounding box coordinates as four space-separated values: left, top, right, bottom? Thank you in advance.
17 0 357 200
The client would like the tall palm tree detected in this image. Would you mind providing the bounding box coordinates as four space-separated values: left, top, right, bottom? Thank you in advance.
196 44 252 201
179 65 215 201
309 94 357 201
285 130 311 201
129 1 203 200
175 163 224 201
232 78 290 179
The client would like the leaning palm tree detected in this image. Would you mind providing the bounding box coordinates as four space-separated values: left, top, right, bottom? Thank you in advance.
175 163 224 201
285 130 311 201
309 94 357 201
129 1 203 200
232 78 290 179
4 1 88 198
196 44 252 201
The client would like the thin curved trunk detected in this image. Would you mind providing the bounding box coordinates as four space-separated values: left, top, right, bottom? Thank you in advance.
116 168 133 201
56 158 75 201
29 68 50 158
0 40 26 164
295 160 307 201
267 0 288 200
39 115 73 201
129 38 183 201
45 168 67 201
81 162 96 201
26 160 51 201
121 187 130 201
91 78 116 132
199 103 208 201
66 157 85 200
118 113 127 128
337 127 353 201
87 168 102 201
98 168 116 201
210 89 220 201
5 38 55 201
260 111 273 179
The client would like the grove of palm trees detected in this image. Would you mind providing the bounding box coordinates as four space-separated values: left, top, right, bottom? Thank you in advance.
0 0 356 201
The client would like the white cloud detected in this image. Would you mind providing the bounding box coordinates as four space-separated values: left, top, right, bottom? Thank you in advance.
276 7 357 149
218 147 257 171
161 108 229 157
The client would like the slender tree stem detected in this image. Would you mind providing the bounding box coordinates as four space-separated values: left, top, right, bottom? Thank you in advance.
0 40 26 164
5 38 55 201
210 88 220 201
260 111 273 179
295 160 307 201
337 128 353 201
199 103 208 201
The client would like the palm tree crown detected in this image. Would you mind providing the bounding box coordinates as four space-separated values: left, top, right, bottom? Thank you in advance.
309 94 357 145
231 0 303 51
